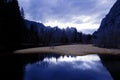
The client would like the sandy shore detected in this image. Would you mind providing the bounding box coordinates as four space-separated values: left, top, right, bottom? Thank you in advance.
14 44 120 55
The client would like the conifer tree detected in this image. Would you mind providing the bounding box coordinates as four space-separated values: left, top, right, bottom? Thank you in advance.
0 0 28 51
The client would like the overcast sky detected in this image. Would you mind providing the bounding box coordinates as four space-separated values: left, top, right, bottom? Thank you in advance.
18 0 116 34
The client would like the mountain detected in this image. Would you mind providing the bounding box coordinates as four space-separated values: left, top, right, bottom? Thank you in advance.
24 20 80 45
0 0 92 51
24 19 92 46
93 0 120 48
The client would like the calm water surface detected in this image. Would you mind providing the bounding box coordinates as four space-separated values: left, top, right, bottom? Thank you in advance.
24 54 113 80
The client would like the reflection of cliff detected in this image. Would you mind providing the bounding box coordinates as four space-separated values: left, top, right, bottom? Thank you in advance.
99 54 120 80
0 53 61 80
0 53 120 80
93 0 120 48
0 53 40 80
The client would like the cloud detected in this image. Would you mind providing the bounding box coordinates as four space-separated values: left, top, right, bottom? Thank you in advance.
24 55 113 80
18 0 117 33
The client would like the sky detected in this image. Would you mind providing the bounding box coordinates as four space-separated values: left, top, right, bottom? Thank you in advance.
18 0 117 34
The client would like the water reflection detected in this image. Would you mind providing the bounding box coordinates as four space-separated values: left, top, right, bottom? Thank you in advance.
24 54 113 80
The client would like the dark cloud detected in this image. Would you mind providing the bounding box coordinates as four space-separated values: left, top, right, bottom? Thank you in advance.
18 0 117 32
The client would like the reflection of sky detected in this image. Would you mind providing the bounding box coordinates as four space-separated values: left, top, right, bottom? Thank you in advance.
24 54 113 80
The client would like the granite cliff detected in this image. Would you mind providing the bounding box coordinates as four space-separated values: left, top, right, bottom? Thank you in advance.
93 0 120 48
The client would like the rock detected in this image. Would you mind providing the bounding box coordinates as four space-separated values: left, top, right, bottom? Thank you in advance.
93 0 120 48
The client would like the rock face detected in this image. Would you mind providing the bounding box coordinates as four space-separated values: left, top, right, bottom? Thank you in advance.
93 0 120 48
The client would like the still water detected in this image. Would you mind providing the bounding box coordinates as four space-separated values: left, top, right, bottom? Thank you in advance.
24 54 113 80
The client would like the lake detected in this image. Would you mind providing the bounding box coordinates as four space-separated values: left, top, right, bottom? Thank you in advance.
24 54 113 80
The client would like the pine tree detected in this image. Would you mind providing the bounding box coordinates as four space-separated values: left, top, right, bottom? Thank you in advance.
20 7 25 18
0 0 28 51
29 24 39 44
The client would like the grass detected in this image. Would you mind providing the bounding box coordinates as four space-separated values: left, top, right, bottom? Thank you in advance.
14 44 120 56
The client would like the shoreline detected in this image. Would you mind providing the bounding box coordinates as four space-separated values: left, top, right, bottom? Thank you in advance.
0 44 120 80
14 44 120 55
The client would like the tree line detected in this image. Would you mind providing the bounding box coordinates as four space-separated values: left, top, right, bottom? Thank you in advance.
24 20 92 46
0 0 92 51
